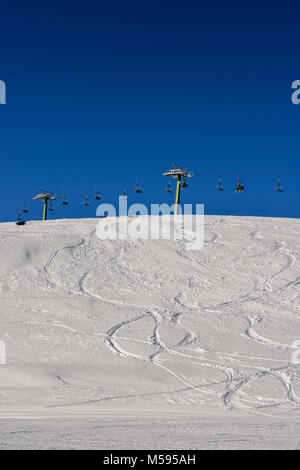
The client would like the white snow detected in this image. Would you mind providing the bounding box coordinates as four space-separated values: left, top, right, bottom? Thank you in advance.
0 215 299 449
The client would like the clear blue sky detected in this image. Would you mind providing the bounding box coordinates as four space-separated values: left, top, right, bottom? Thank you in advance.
0 0 300 221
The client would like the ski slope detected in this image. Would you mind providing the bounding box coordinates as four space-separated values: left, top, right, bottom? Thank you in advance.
0 215 299 449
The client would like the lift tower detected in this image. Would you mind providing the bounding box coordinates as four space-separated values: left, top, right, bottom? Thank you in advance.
33 190 56 220
163 164 194 214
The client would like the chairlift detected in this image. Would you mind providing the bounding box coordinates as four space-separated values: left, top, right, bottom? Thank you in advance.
275 176 283 193
62 192 68 205
182 180 188 189
121 188 127 200
48 201 54 211
166 179 173 193
135 179 142 194
15 209 26 225
16 211 23 221
83 194 90 207
95 186 101 201
22 201 29 213
216 177 224 191
235 173 245 193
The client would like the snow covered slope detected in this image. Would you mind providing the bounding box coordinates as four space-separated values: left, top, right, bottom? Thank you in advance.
0 215 299 449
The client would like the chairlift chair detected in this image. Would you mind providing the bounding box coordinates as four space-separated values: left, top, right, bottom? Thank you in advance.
22 201 29 213
135 179 142 194
236 183 245 193
275 177 283 193
83 194 90 207
121 188 127 200
62 192 68 205
95 186 101 201
182 180 188 189
166 179 173 193
216 177 224 191
235 173 245 193
15 210 26 225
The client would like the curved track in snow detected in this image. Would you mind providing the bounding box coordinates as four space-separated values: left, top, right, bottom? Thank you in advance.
0 215 299 417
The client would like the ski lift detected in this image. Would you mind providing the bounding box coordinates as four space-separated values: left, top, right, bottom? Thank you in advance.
135 179 142 194
22 201 29 213
48 201 54 211
83 194 90 207
235 173 245 193
62 192 68 205
94 186 101 201
166 179 173 193
121 188 127 200
15 210 26 225
275 176 283 193
182 179 188 189
216 177 224 191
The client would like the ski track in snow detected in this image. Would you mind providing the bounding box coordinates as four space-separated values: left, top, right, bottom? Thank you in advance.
0 215 299 419
47 218 299 414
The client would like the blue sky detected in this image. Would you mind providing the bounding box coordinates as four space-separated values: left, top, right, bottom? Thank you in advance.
0 0 300 221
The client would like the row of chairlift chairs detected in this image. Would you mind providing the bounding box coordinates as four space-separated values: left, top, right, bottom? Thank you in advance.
215 175 284 193
165 179 189 192
166 175 284 194
16 176 284 225
16 181 143 223
51 185 105 209
83 180 142 207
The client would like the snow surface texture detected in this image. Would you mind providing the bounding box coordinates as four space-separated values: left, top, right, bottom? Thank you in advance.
0 215 299 449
